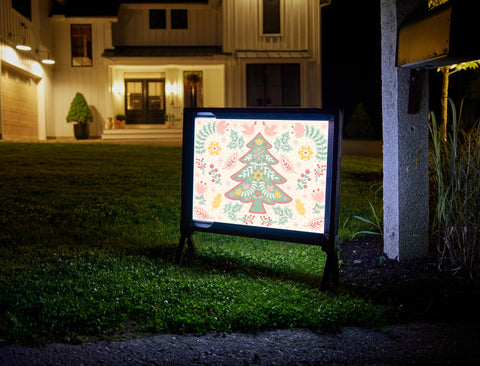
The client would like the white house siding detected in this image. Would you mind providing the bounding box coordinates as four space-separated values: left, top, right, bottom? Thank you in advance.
222 0 324 108
0 0 54 140
51 18 116 138
112 4 221 47
222 0 310 52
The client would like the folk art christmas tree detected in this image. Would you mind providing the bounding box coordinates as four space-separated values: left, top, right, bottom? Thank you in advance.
225 133 292 213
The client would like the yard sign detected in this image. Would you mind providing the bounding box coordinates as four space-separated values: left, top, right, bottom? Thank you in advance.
178 108 342 289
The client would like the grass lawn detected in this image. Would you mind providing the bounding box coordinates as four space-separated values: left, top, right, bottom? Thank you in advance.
0 142 383 345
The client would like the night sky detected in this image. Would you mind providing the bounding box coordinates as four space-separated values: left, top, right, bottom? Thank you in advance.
322 0 382 139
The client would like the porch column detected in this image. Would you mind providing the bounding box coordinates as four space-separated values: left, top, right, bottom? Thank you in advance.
381 0 429 260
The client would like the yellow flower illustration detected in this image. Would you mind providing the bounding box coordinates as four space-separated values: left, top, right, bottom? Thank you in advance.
234 188 242 196
253 170 264 182
212 194 222 209
208 141 222 156
274 190 282 199
298 145 313 160
255 138 264 145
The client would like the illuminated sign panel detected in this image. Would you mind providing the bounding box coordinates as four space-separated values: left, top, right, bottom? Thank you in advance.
192 117 329 234
180 108 342 248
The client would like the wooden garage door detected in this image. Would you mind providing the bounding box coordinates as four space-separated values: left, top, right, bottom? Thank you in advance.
1 66 38 139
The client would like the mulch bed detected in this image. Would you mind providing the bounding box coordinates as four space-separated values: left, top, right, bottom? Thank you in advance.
338 236 480 323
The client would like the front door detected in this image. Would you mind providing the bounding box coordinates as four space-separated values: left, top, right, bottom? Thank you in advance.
125 79 166 124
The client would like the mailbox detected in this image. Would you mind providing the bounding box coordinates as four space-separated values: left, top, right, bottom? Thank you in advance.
397 1 480 68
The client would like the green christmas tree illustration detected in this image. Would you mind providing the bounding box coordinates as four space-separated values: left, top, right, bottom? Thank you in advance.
225 133 292 214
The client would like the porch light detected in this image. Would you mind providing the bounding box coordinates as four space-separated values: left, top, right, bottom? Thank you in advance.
112 83 124 95
166 82 178 95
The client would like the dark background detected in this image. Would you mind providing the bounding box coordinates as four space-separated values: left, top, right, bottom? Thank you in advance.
322 0 382 140
321 0 480 139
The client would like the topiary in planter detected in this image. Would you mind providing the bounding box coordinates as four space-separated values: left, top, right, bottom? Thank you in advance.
66 92 93 139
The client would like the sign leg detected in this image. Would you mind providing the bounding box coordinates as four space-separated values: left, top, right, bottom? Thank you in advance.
320 246 339 291
176 235 197 264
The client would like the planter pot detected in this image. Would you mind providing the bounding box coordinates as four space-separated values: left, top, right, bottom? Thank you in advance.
74 123 89 140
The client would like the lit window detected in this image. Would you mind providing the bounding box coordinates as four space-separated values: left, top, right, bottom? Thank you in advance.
171 9 188 29
71 25 92 67
149 9 166 29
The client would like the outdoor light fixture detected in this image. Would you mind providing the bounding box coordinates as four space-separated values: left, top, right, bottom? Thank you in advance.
10 22 32 52
166 82 178 95
37 50 55 65
15 41 31 51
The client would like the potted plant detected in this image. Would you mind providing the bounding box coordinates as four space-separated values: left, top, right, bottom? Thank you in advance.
115 114 126 128
66 92 93 139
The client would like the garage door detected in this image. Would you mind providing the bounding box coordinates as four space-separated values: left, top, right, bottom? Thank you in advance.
1 65 38 139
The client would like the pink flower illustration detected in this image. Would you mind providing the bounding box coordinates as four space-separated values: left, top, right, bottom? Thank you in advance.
292 122 305 138
195 180 208 195
216 120 229 134
311 188 325 203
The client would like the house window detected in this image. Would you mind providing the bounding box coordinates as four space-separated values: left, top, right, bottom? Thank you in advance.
263 0 281 34
171 9 188 29
71 25 92 67
12 0 31 20
247 64 300 107
149 9 166 29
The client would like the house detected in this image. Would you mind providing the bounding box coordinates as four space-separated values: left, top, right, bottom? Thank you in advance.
0 0 330 141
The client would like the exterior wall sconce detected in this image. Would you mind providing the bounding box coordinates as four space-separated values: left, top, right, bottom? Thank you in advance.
37 50 55 65
167 82 178 106
166 82 178 96
9 23 31 51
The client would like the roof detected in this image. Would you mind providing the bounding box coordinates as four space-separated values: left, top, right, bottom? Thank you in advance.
102 46 227 58
51 0 120 17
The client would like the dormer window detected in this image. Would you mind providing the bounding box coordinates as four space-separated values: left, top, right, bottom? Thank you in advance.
148 9 188 30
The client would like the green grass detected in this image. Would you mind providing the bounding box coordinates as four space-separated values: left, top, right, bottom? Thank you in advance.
0 142 384 345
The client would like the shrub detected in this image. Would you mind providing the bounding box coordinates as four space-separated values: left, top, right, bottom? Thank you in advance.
429 99 480 279
66 92 93 124
345 103 374 140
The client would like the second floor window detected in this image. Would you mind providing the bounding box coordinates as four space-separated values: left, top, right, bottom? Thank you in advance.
263 0 281 34
71 24 92 67
171 9 188 29
150 10 166 29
